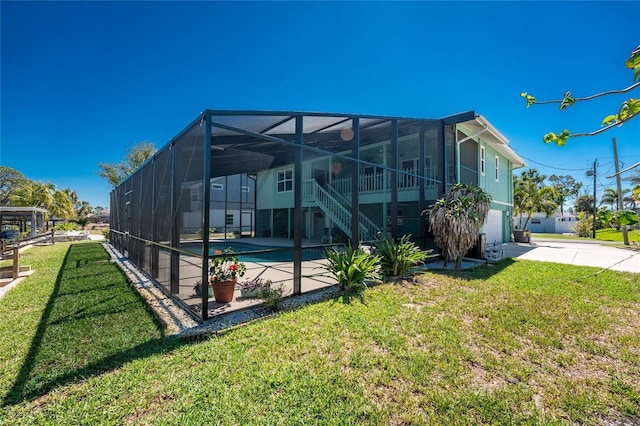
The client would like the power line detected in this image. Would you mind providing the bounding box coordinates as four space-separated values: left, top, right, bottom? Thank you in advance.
519 154 591 172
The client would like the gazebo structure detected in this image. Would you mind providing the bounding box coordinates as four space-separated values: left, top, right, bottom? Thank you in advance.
109 110 525 321
0 207 48 239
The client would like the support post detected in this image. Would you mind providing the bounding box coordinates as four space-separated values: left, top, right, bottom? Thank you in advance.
12 244 19 279
292 116 303 295
201 111 212 320
351 117 360 247
390 120 398 239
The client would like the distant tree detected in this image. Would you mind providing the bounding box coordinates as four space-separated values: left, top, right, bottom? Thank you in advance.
75 200 93 218
625 169 640 200
0 166 27 206
574 193 595 215
75 216 90 230
11 181 55 208
11 181 74 220
623 193 636 210
50 190 75 220
600 188 630 211
97 141 156 188
521 45 640 145
548 174 582 216
513 169 558 230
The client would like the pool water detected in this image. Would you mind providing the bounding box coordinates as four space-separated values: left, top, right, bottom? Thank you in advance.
184 242 326 263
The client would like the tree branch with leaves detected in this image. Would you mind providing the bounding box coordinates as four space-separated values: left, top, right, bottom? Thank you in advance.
97 141 156 188
521 45 640 146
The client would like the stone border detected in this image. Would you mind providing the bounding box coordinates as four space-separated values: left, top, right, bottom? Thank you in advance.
102 242 345 338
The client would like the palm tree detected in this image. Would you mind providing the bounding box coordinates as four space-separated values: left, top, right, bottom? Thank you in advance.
600 188 630 211
513 169 558 230
11 181 74 220
50 190 75 220
11 181 54 208
428 183 491 269
600 188 617 210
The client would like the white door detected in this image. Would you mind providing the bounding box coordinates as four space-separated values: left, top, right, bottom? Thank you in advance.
482 209 504 244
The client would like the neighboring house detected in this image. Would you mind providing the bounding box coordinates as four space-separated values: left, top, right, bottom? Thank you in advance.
515 212 578 234
182 175 256 235
109 110 525 320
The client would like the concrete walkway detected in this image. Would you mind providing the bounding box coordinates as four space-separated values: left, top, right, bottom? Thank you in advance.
503 239 640 274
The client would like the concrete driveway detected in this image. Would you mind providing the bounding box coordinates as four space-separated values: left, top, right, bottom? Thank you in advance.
503 239 640 274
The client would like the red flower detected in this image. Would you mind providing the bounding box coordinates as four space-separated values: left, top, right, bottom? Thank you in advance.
229 264 238 271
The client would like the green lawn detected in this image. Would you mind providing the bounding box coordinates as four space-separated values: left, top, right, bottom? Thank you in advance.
596 227 640 243
533 227 640 244
1 242 639 424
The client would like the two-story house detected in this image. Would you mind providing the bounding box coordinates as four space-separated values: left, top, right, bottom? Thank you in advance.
110 110 525 320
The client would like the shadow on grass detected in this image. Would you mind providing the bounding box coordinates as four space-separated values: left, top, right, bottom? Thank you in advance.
426 258 518 281
2 243 185 406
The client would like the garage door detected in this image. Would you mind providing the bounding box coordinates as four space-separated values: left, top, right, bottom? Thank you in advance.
482 209 503 244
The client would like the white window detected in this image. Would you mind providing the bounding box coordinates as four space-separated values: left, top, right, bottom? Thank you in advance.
480 146 486 176
277 169 293 192
191 186 200 201
494 156 499 182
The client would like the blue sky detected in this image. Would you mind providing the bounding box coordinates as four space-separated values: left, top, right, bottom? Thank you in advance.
1 1 639 209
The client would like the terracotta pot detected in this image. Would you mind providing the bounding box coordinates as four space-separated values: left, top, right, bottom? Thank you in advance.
210 278 237 303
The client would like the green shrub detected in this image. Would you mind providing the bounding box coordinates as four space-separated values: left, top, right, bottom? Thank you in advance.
102 228 110 239
573 213 593 237
374 234 432 277
258 283 287 312
324 244 381 292
54 222 76 231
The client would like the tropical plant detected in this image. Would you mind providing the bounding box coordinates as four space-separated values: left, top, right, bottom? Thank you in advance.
513 169 558 230
597 207 613 229
324 244 381 292
97 141 157 188
521 45 640 145
209 248 246 282
573 212 593 238
615 210 639 227
428 183 492 269
374 234 432 277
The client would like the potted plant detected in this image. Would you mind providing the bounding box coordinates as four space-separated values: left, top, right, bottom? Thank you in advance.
209 248 246 303
239 277 272 298
193 280 213 298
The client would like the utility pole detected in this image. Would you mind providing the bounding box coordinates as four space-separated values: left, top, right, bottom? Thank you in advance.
592 160 597 239
612 138 629 245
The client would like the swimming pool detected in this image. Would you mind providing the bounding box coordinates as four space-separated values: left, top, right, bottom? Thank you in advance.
182 241 326 263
